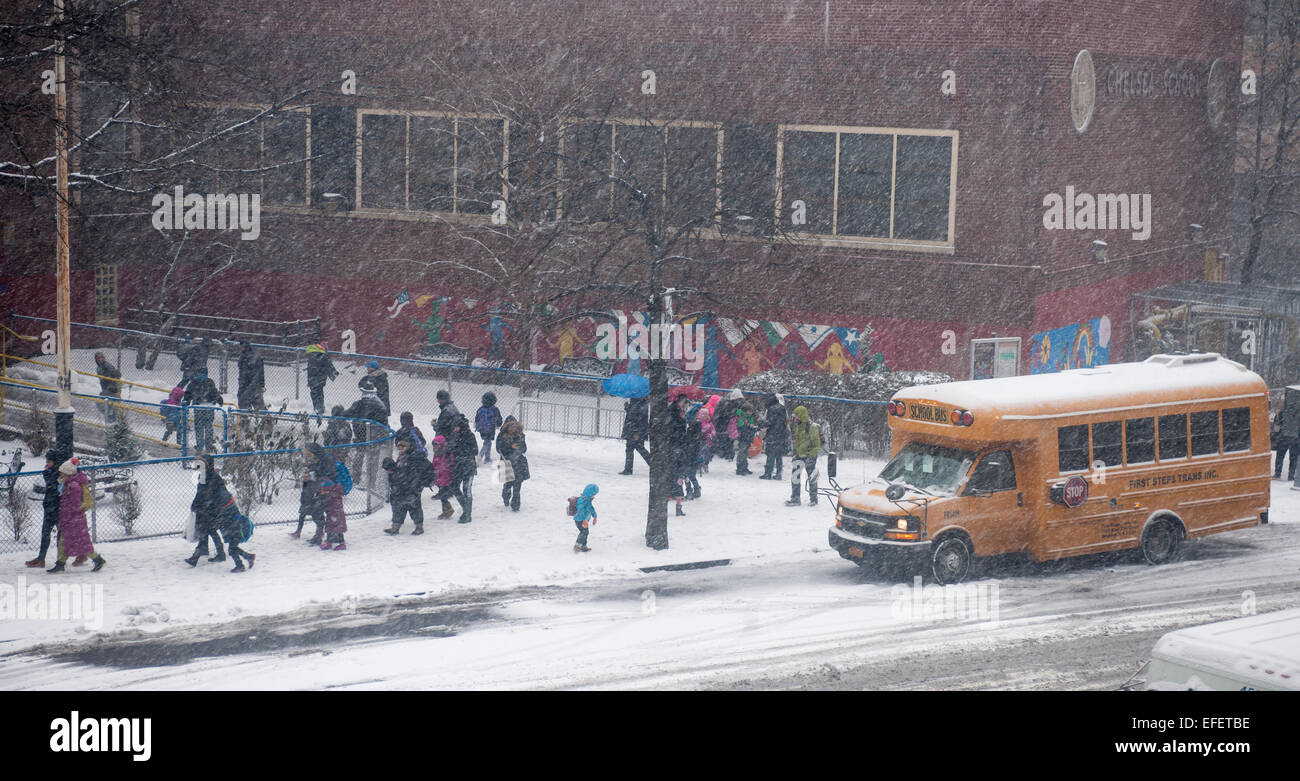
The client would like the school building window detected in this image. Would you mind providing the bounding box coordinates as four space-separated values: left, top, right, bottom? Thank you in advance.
94 264 118 325
776 125 958 248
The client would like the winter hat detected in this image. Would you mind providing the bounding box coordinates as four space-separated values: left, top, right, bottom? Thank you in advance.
775 393 786 406
436 389 451 403
582 483 599 498
727 388 743 401
400 411 414 425
367 360 379 370
45 449 59 462
359 376 376 392
306 344 325 354
381 457 396 471
707 394 721 409
58 457 79 476
794 405 809 421
482 392 497 406
432 435 447 448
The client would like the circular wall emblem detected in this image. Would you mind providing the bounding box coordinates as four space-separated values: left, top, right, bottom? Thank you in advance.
1206 58 1228 131
1063 475 1089 507
1071 50 1096 134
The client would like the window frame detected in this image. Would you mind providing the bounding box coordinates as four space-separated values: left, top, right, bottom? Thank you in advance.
93 264 118 326
775 123 958 253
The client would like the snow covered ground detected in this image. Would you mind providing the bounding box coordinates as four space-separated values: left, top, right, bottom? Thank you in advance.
1 425 1298 690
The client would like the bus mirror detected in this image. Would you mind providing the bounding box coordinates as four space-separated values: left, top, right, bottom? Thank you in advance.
827 452 837 479
885 483 906 501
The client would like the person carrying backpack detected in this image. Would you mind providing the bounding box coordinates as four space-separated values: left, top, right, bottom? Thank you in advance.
570 483 599 552
186 454 229 566
787 405 822 506
475 392 503 463
382 438 426 535
395 411 428 457
319 456 350 550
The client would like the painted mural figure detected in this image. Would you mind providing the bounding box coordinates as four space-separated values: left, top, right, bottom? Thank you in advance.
484 305 513 361
815 342 855 374
413 299 446 345
778 341 809 371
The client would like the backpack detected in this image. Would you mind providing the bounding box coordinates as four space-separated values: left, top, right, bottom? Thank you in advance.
566 496 580 517
238 512 254 543
475 406 497 433
335 461 353 495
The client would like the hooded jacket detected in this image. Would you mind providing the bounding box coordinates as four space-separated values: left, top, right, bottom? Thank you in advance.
305 345 338 389
573 483 599 522
496 417 530 481
791 406 821 458
58 469 95 557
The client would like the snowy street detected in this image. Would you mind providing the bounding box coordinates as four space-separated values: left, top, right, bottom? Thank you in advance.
3 429 1297 690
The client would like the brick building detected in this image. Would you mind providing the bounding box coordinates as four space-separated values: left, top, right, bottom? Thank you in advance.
0 0 1246 387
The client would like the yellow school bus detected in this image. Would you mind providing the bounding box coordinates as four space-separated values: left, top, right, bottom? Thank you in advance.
828 353 1271 584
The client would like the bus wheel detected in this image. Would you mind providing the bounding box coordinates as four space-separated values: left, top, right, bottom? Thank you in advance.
1140 518 1182 565
931 536 973 585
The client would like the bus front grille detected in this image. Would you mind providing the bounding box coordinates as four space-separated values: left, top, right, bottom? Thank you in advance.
839 508 890 538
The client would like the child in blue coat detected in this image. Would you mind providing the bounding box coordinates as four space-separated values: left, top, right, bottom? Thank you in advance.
475 392 503 463
572 483 598 552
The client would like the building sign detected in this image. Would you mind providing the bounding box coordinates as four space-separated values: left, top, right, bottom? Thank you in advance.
971 337 1021 380
1104 62 1200 98
1030 317 1111 374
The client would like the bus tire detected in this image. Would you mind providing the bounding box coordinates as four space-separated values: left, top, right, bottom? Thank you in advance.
1140 517 1183 565
930 535 973 585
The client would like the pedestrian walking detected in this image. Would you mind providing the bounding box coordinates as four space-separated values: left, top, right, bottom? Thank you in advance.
571 483 598 552
93 352 122 426
433 389 460 440
324 405 352 447
182 370 223 453
668 396 691 516
786 405 822 506
395 411 428 456
712 390 742 461
429 435 456 519
696 396 718 473
760 393 790 480
185 454 228 566
475 392 503 463
364 360 390 417
236 341 266 411
178 334 208 389
733 399 758 475
496 416 530 512
305 343 339 415
382 438 426 535
619 396 651 475
161 385 185 443
449 413 478 523
45 458 106 573
25 448 69 569
1271 407 1299 480
318 458 349 551
299 443 333 545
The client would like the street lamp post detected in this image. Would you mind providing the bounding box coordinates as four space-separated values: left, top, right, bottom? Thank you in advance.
53 0 75 455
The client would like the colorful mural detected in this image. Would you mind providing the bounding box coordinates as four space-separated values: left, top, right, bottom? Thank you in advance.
1029 316 1112 374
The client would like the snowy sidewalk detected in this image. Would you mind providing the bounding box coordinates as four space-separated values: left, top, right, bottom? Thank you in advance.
0 432 872 652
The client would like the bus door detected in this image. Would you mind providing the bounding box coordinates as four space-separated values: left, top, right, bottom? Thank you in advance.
954 449 1028 556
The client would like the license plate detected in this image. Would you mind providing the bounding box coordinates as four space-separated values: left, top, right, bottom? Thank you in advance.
847 546 864 559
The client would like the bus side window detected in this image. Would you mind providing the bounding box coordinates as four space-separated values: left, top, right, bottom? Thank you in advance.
1058 425 1089 472
967 450 1016 494
1092 421 1122 467
1222 407 1251 452
1125 417 1155 464
1158 413 1188 461
1190 410 1219 456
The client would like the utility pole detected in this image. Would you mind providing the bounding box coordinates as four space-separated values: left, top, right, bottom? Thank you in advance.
53 0 75 455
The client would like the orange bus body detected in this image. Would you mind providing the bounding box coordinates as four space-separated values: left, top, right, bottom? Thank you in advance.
828 354 1271 582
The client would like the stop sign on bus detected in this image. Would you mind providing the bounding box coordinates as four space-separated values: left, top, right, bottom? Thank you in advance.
1063 475 1089 507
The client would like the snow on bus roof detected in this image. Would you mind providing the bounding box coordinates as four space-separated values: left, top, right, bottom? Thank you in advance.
894 354 1264 415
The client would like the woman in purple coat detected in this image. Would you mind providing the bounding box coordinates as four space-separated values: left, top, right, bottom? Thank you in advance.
47 458 106 573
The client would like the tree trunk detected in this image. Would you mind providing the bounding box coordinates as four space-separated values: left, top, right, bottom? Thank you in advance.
644 354 670 550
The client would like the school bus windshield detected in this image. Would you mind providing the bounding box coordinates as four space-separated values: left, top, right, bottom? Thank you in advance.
879 442 977 496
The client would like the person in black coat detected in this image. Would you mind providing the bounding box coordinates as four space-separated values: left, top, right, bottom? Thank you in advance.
178 335 209 388
449 413 478 523
364 361 391 417
496 416 530 512
305 344 338 415
667 397 693 516
185 454 229 567
25 448 69 568
760 393 790 480
236 342 266 410
619 396 651 475
383 438 427 535
433 389 461 440
183 371 222 453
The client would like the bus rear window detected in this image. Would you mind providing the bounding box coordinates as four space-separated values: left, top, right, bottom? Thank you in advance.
1158 414 1187 460
1125 417 1155 464
1222 407 1251 452
1092 421 1122 467
1190 410 1219 456
1058 425 1089 472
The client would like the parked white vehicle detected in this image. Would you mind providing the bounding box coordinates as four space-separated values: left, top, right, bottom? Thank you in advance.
1144 608 1300 691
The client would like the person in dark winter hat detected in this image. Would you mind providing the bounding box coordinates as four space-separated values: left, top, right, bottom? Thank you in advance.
434 389 460 440
236 341 266 411
318 456 348 551
448 413 478 522
571 483 599 552
395 411 428 457
182 370 222 453
305 343 338 415
760 393 790 480
93 352 122 425
364 360 390 417
496 416 529 511
382 438 426 535
324 405 352 447
299 443 332 545
619 396 650 475
475 392 503 463
187 454 255 571
25 448 68 568
47 458 105 573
